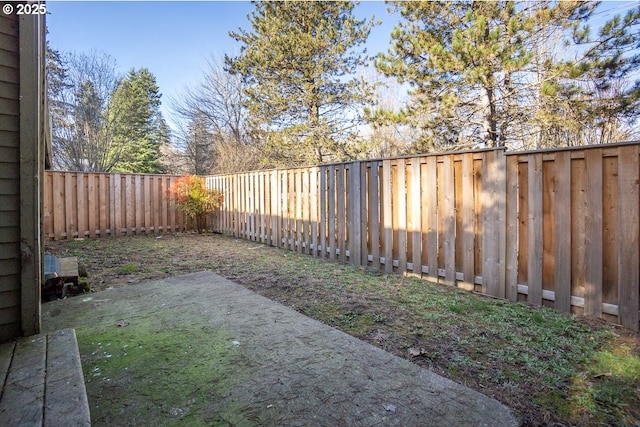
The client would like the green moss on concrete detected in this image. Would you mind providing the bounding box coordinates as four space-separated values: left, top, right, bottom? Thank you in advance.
76 318 254 426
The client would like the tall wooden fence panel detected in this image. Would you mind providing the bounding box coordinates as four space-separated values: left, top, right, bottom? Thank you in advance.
506 144 639 330
44 171 186 240
207 144 640 330
206 149 507 297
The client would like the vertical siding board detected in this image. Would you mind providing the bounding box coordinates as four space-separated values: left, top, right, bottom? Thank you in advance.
382 160 393 273
554 151 572 313
527 154 543 306
618 145 639 331
584 149 603 317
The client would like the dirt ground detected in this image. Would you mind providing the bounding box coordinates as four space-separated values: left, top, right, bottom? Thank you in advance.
45 233 640 426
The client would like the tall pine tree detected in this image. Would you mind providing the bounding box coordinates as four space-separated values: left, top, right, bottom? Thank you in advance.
226 1 376 166
109 68 168 173
376 1 639 150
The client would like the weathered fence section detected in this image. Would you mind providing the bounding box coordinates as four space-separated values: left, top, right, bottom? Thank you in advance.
42 143 640 330
207 143 640 330
207 150 505 297
44 171 186 240
507 144 639 330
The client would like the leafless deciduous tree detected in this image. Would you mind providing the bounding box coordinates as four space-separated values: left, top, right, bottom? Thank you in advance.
48 50 130 171
170 56 261 175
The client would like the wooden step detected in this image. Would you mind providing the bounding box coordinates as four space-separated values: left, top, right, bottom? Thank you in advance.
0 329 90 426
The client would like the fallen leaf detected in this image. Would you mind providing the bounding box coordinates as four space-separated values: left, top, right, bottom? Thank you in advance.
408 347 425 357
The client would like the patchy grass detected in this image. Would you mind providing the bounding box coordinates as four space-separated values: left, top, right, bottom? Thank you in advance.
46 233 640 426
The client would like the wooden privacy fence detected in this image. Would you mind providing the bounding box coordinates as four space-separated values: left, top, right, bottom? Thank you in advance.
206 143 640 331
44 172 187 240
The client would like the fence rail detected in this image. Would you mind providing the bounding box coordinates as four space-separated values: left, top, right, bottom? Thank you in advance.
206 143 640 331
44 171 187 240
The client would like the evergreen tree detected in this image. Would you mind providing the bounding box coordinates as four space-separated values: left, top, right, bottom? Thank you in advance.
376 1 639 150
109 68 167 173
226 1 376 166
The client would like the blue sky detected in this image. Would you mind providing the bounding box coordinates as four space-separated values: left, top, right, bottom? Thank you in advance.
46 1 638 128
46 1 398 123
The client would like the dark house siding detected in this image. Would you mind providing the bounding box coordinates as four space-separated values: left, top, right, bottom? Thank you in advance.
0 13 22 342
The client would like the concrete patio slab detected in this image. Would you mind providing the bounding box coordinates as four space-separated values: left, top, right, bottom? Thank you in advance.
42 271 519 426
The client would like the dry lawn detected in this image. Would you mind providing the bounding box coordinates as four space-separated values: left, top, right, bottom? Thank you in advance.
45 233 640 427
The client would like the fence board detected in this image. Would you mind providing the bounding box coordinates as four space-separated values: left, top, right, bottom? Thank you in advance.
505 155 518 301
410 158 422 276
328 168 336 261
350 162 362 265
76 173 85 237
382 160 393 273
360 164 368 267
553 151 572 313
338 165 347 262
369 162 380 269
396 160 407 274
319 168 326 258
527 154 543 306
442 155 455 286
461 154 474 290
584 149 603 317
425 156 438 282
310 168 318 256
87 175 96 238
64 174 74 238
617 145 639 331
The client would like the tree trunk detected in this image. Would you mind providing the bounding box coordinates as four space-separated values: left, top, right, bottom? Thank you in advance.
481 85 498 147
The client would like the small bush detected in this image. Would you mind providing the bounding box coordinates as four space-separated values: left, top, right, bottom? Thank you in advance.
167 176 224 233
